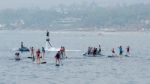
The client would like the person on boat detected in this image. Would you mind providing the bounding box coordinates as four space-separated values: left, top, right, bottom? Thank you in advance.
36 49 41 64
42 47 45 59
30 47 35 61
19 41 29 52
15 52 20 60
112 48 116 56
93 48 97 56
119 46 123 55
87 47 91 55
98 45 102 55
91 47 94 54
55 51 61 65
126 46 130 56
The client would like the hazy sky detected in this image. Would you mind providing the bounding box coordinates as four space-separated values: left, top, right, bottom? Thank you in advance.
0 0 150 10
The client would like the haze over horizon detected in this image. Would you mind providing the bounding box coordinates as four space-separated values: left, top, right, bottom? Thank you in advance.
1 0 150 10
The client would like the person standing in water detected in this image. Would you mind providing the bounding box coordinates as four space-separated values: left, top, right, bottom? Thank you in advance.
55 51 61 65
15 52 20 61
119 46 123 55
98 44 102 55
112 48 116 56
30 47 35 61
60 46 66 59
126 46 130 56
42 47 45 59
36 49 41 64
63 46 66 58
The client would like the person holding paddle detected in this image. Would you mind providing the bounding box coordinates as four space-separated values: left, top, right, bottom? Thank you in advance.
55 51 61 66
119 46 123 55
36 49 41 64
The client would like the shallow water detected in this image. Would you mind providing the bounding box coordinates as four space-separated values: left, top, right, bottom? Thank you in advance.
0 30 150 84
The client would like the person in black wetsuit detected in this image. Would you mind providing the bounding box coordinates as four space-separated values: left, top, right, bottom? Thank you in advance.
55 51 61 65
46 30 52 47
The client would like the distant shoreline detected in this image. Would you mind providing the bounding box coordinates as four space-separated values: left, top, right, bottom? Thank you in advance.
0 28 150 33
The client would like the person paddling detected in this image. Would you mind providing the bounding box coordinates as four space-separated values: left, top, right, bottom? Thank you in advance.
93 48 97 56
112 48 116 56
55 51 61 66
30 47 35 61
119 46 123 55
36 49 41 64
15 52 20 61
98 44 102 55
63 46 66 58
126 46 130 56
42 47 45 59
60 46 64 58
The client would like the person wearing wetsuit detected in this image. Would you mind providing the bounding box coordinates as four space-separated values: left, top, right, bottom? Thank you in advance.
126 46 130 56
46 30 50 41
55 51 61 65
93 48 97 56
46 30 49 37
46 30 52 47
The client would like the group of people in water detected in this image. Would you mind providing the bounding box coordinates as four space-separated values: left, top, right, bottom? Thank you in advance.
86 44 130 57
15 45 66 65
29 47 46 64
111 46 130 57
87 45 102 56
14 30 131 66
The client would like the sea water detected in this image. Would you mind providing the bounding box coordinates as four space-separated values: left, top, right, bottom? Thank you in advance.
0 30 150 84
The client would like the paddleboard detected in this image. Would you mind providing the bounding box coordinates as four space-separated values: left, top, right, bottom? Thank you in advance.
41 61 47 64
15 58 21 61
55 64 60 66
